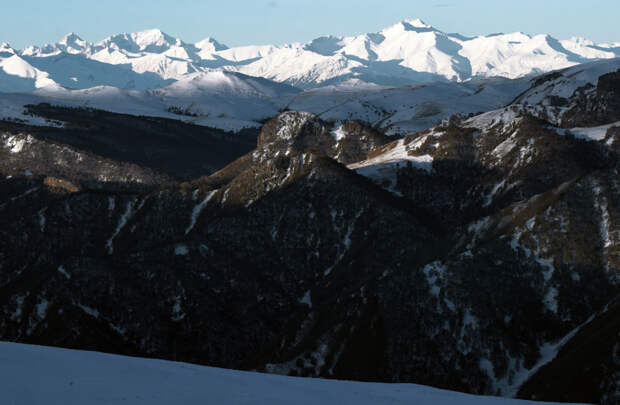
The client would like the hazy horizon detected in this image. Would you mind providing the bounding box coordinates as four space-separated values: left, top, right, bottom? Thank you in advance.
2 0 619 49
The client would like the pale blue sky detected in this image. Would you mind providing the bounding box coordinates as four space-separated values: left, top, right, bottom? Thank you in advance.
2 0 619 49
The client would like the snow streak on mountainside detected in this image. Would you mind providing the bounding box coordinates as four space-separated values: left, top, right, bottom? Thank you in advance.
0 342 585 405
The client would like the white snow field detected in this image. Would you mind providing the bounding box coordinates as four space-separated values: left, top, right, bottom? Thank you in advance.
2 21 619 132
0 342 588 405
0 72 531 134
31 70 300 132
287 75 531 135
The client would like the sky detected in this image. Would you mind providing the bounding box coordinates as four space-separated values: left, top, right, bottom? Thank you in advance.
2 0 620 49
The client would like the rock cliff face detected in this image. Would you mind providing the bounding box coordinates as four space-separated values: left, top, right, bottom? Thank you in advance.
0 67 618 404
562 69 620 128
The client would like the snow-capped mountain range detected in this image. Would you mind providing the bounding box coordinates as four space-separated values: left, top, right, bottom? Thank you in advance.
2 18 620 91
1 19 619 132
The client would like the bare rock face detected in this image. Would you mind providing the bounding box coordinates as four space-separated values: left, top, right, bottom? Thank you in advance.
562 69 620 127
1 71 619 405
256 112 390 164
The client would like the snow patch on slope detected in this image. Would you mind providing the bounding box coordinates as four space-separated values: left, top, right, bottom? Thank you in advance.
106 198 136 254
569 121 620 141
186 189 218 235
348 138 434 192
349 138 434 173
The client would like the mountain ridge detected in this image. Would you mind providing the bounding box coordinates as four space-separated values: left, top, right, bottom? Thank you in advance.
2 19 619 91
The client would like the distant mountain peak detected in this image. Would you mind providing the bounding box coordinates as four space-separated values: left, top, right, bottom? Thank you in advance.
195 37 228 52
60 32 84 42
58 32 89 52
131 28 181 48
97 28 182 53
137 28 165 35
403 18 431 28
383 18 438 35
132 28 172 42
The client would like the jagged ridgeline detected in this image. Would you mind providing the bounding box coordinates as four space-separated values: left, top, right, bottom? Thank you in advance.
1 65 619 403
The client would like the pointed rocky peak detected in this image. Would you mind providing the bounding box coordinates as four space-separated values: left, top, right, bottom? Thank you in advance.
131 28 182 51
0 42 15 56
97 28 182 53
133 28 175 44
383 18 437 35
404 18 431 29
19 45 41 56
16 33 91 57
58 32 90 53
255 111 339 165
59 32 85 45
255 112 391 165
257 111 324 152
194 37 228 52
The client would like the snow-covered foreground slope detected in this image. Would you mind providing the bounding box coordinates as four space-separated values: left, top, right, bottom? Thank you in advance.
0 342 586 405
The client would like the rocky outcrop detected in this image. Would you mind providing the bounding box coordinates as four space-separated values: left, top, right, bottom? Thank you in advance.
562 69 620 127
256 112 390 165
